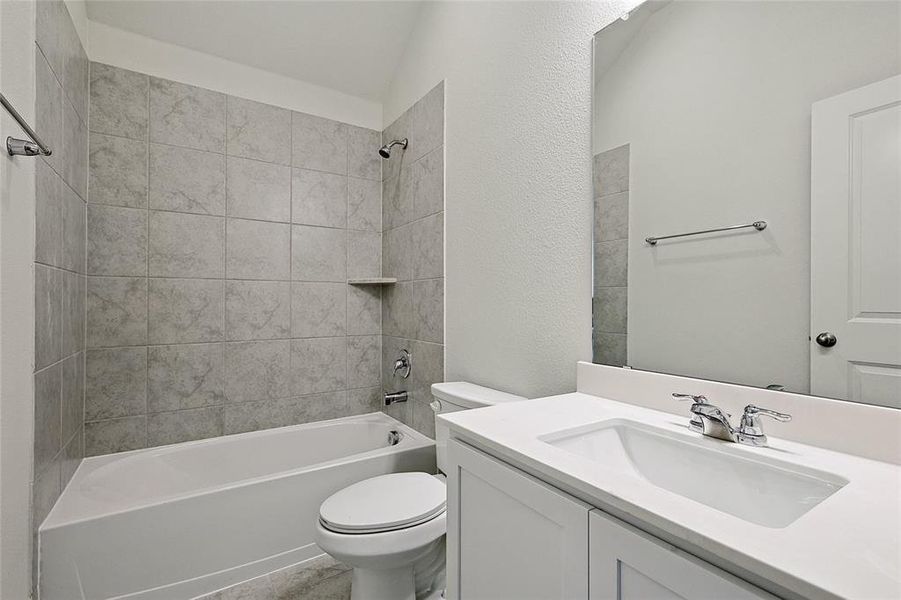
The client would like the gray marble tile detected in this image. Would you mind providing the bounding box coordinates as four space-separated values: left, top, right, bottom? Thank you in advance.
149 143 226 215
383 223 412 281
595 191 628 242
84 416 147 456
90 62 148 140
346 285 380 336
36 160 62 267
89 133 148 208
227 157 290 222
292 112 346 175
36 0 66 81
292 169 347 228
381 173 411 231
86 276 148 347
411 212 443 280
34 364 62 476
346 125 381 181
382 109 411 183
200 574 276 600
291 337 346 395
409 146 444 221
62 98 87 200
150 78 226 153
226 218 290 281
347 177 380 232
60 425 83 487
149 211 225 278
412 279 443 344
225 340 291 403
594 240 628 288
271 557 352 600
348 387 382 415
594 332 627 367
382 281 414 339
33 460 61 533
594 144 629 197
226 281 291 341
409 339 444 405
411 398 436 439
35 264 62 369
408 81 444 163
85 347 147 420
36 47 63 174
148 278 224 344
87 205 147 276
61 353 84 443
148 343 226 412
148 407 224 446
594 287 627 334
347 336 380 389
227 96 291 165
61 183 86 273
291 226 346 282
61 14 88 123
61 272 85 356
347 231 381 280
291 282 346 338
223 392 347 435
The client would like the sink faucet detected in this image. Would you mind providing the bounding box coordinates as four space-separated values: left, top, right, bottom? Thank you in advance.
673 393 791 447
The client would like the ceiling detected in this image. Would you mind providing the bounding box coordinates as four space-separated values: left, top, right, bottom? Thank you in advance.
85 1 423 102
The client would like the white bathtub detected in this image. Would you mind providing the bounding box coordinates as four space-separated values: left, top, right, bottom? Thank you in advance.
40 412 436 600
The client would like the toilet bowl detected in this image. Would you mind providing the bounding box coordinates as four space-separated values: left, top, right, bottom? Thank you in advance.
315 382 525 600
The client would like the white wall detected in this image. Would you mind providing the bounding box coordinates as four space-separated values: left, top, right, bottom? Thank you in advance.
0 1 37 595
87 20 382 129
383 1 640 398
593 1 899 393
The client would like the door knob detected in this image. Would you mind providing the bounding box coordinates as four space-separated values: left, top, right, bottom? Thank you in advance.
815 332 837 347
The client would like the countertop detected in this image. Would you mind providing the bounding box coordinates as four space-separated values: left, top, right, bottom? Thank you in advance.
439 393 901 600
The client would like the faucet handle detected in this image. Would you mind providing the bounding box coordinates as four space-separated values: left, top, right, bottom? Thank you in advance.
673 393 706 432
738 404 791 447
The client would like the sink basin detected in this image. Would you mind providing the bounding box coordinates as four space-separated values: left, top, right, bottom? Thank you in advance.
540 419 848 528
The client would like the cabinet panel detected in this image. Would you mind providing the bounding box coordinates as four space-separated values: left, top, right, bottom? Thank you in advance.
447 439 590 600
589 510 775 600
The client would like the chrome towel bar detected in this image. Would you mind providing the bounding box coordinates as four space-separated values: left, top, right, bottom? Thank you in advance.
645 220 767 245
1 91 52 157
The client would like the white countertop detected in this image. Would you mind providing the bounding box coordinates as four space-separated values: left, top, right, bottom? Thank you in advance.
440 392 901 600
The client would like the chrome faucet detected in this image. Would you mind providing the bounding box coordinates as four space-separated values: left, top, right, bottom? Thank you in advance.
673 393 791 447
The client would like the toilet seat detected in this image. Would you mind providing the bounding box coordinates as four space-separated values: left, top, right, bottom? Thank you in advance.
319 472 446 534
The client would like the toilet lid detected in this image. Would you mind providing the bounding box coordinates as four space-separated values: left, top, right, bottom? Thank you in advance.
319 472 446 534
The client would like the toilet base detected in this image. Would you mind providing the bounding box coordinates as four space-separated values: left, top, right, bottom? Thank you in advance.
351 566 415 600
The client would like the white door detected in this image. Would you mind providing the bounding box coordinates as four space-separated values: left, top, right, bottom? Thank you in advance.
446 439 590 600
810 75 901 408
589 510 775 600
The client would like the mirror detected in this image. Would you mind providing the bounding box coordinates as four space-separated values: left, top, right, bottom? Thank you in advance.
591 1 900 408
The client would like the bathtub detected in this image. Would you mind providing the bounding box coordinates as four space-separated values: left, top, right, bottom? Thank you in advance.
40 412 435 600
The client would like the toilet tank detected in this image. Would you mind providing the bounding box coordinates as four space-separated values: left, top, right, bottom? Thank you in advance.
431 382 525 473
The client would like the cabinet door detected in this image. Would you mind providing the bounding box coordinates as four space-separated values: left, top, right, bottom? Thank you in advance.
589 510 776 600
446 439 590 600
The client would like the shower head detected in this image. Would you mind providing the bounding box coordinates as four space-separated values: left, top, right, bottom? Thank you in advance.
378 138 408 159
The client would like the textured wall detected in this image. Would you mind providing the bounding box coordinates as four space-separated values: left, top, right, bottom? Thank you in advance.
379 82 445 437
84 63 384 455
382 1 635 398
33 0 89 592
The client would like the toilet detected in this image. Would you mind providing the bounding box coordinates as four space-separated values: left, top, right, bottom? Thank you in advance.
315 382 525 600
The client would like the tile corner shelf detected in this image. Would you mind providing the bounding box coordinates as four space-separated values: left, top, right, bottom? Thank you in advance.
347 278 398 285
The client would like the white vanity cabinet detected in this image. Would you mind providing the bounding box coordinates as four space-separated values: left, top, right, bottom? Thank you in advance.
447 438 775 600
589 510 776 600
446 439 590 600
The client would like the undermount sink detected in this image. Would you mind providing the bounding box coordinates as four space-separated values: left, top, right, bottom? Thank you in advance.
540 419 848 528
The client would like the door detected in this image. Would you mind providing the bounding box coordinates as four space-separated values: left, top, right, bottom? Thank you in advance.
446 438 590 600
589 510 774 600
810 75 901 407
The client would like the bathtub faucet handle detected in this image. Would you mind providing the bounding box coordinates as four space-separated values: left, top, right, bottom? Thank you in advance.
393 349 412 379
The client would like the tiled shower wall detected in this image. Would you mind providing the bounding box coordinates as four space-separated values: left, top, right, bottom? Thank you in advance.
83 62 386 455
380 83 445 436
592 144 629 366
33 0 88 591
